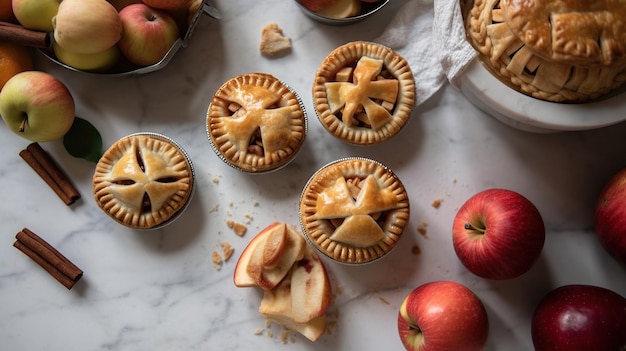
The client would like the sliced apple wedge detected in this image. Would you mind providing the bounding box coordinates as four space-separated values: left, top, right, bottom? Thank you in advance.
317 0 361 19
290 244 332 324
262 222 287 269
234 222 332 342
256 225 306 290
264 313 327 342
259 276 327 342
233 222 281 287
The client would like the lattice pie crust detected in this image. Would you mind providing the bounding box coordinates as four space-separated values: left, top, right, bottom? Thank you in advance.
464 0 626 102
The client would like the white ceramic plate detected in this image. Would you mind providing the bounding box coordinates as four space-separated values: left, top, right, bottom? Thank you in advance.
458 59 626 133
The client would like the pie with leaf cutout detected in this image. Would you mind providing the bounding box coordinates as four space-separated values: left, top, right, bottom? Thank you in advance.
299 158 410 264
207 73 307 173
313 41 415 145
463 0 626 102
93 133 194 229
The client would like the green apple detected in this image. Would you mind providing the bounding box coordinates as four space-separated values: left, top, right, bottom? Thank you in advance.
118 3 180 66
53 0 122 54
0 71 75 142
12 0 60 32
53 43 121 72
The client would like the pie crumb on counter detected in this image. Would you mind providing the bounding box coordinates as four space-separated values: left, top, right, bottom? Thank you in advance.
260 23 291 57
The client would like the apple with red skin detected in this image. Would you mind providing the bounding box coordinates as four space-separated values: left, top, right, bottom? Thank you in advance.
397 281 489 351
118 3 180 66
594 168 626 265
141 0 190 11
531 284 626 351
452 188 545 280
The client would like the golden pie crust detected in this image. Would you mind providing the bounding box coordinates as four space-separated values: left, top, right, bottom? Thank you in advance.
299 158 410 264
313 41 415 145
207 73 307 173
464 0 626 102
93 133 194 229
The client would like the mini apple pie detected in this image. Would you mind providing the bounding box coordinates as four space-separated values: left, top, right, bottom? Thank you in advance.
313 41 415 145
93 133 194 229
207 73 307 173
464 0 626 102
299 157 410 264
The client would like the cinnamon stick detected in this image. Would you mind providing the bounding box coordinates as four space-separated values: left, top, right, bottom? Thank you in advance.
13 228 83 290
19 143 81 206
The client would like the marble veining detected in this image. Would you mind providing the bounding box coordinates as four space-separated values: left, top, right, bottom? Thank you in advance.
1 1 626 350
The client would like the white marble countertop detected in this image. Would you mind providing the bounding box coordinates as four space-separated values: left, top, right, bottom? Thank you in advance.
1 1 625 350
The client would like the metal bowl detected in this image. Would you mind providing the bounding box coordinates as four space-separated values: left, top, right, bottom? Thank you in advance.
295 0 390 25
0 1 220 76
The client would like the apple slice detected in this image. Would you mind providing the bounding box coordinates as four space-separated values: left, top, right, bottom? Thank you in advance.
290 245 332 323
317 0 361 19
233 222 281 287
265 313 327 342
262 222 287 268
259 276 327 342
256 225 306 290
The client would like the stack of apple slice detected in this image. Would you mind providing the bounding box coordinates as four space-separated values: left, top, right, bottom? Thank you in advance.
234 222 332 342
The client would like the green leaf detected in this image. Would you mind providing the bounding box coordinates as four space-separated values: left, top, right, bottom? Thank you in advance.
63 116 103 163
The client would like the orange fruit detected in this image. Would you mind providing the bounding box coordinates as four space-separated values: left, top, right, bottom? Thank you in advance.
0 42 34 91
0 0 16 22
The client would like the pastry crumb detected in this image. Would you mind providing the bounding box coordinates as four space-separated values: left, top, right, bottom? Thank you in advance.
209 204 219 213
212 177 220 184
227 219 248 236
431 198 443 208
279 329 290 344
417 221 429 237
212 251 223 270
220 241 234 261
260 23 291 57
253 328 264 335
411 245 421 255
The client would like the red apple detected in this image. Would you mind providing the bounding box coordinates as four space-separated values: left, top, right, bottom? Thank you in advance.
397 281 489 351
452 188 545 280
118 3 180 66
297 0 340 12
531 284 626 351
141 0 190 11
594 168 626 265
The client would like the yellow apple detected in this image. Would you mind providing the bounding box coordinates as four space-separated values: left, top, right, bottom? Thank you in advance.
53 43 120 72
53 0 122 54
12 0 59 32
0 71 75 142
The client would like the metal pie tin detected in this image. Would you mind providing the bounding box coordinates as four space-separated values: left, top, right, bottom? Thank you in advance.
206 73 308 174
94 132 195 231
298 157 410 265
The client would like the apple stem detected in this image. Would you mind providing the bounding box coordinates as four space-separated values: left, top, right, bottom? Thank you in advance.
464 222 485 234
18 115 27 133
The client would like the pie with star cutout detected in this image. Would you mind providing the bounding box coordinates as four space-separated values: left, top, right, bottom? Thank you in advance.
464 0 626 102
313 41 415 145
93 133 194 229
207 73 307 173
299 158 410 264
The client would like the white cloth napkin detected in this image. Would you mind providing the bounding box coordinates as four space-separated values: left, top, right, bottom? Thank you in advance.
375 0 476 106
